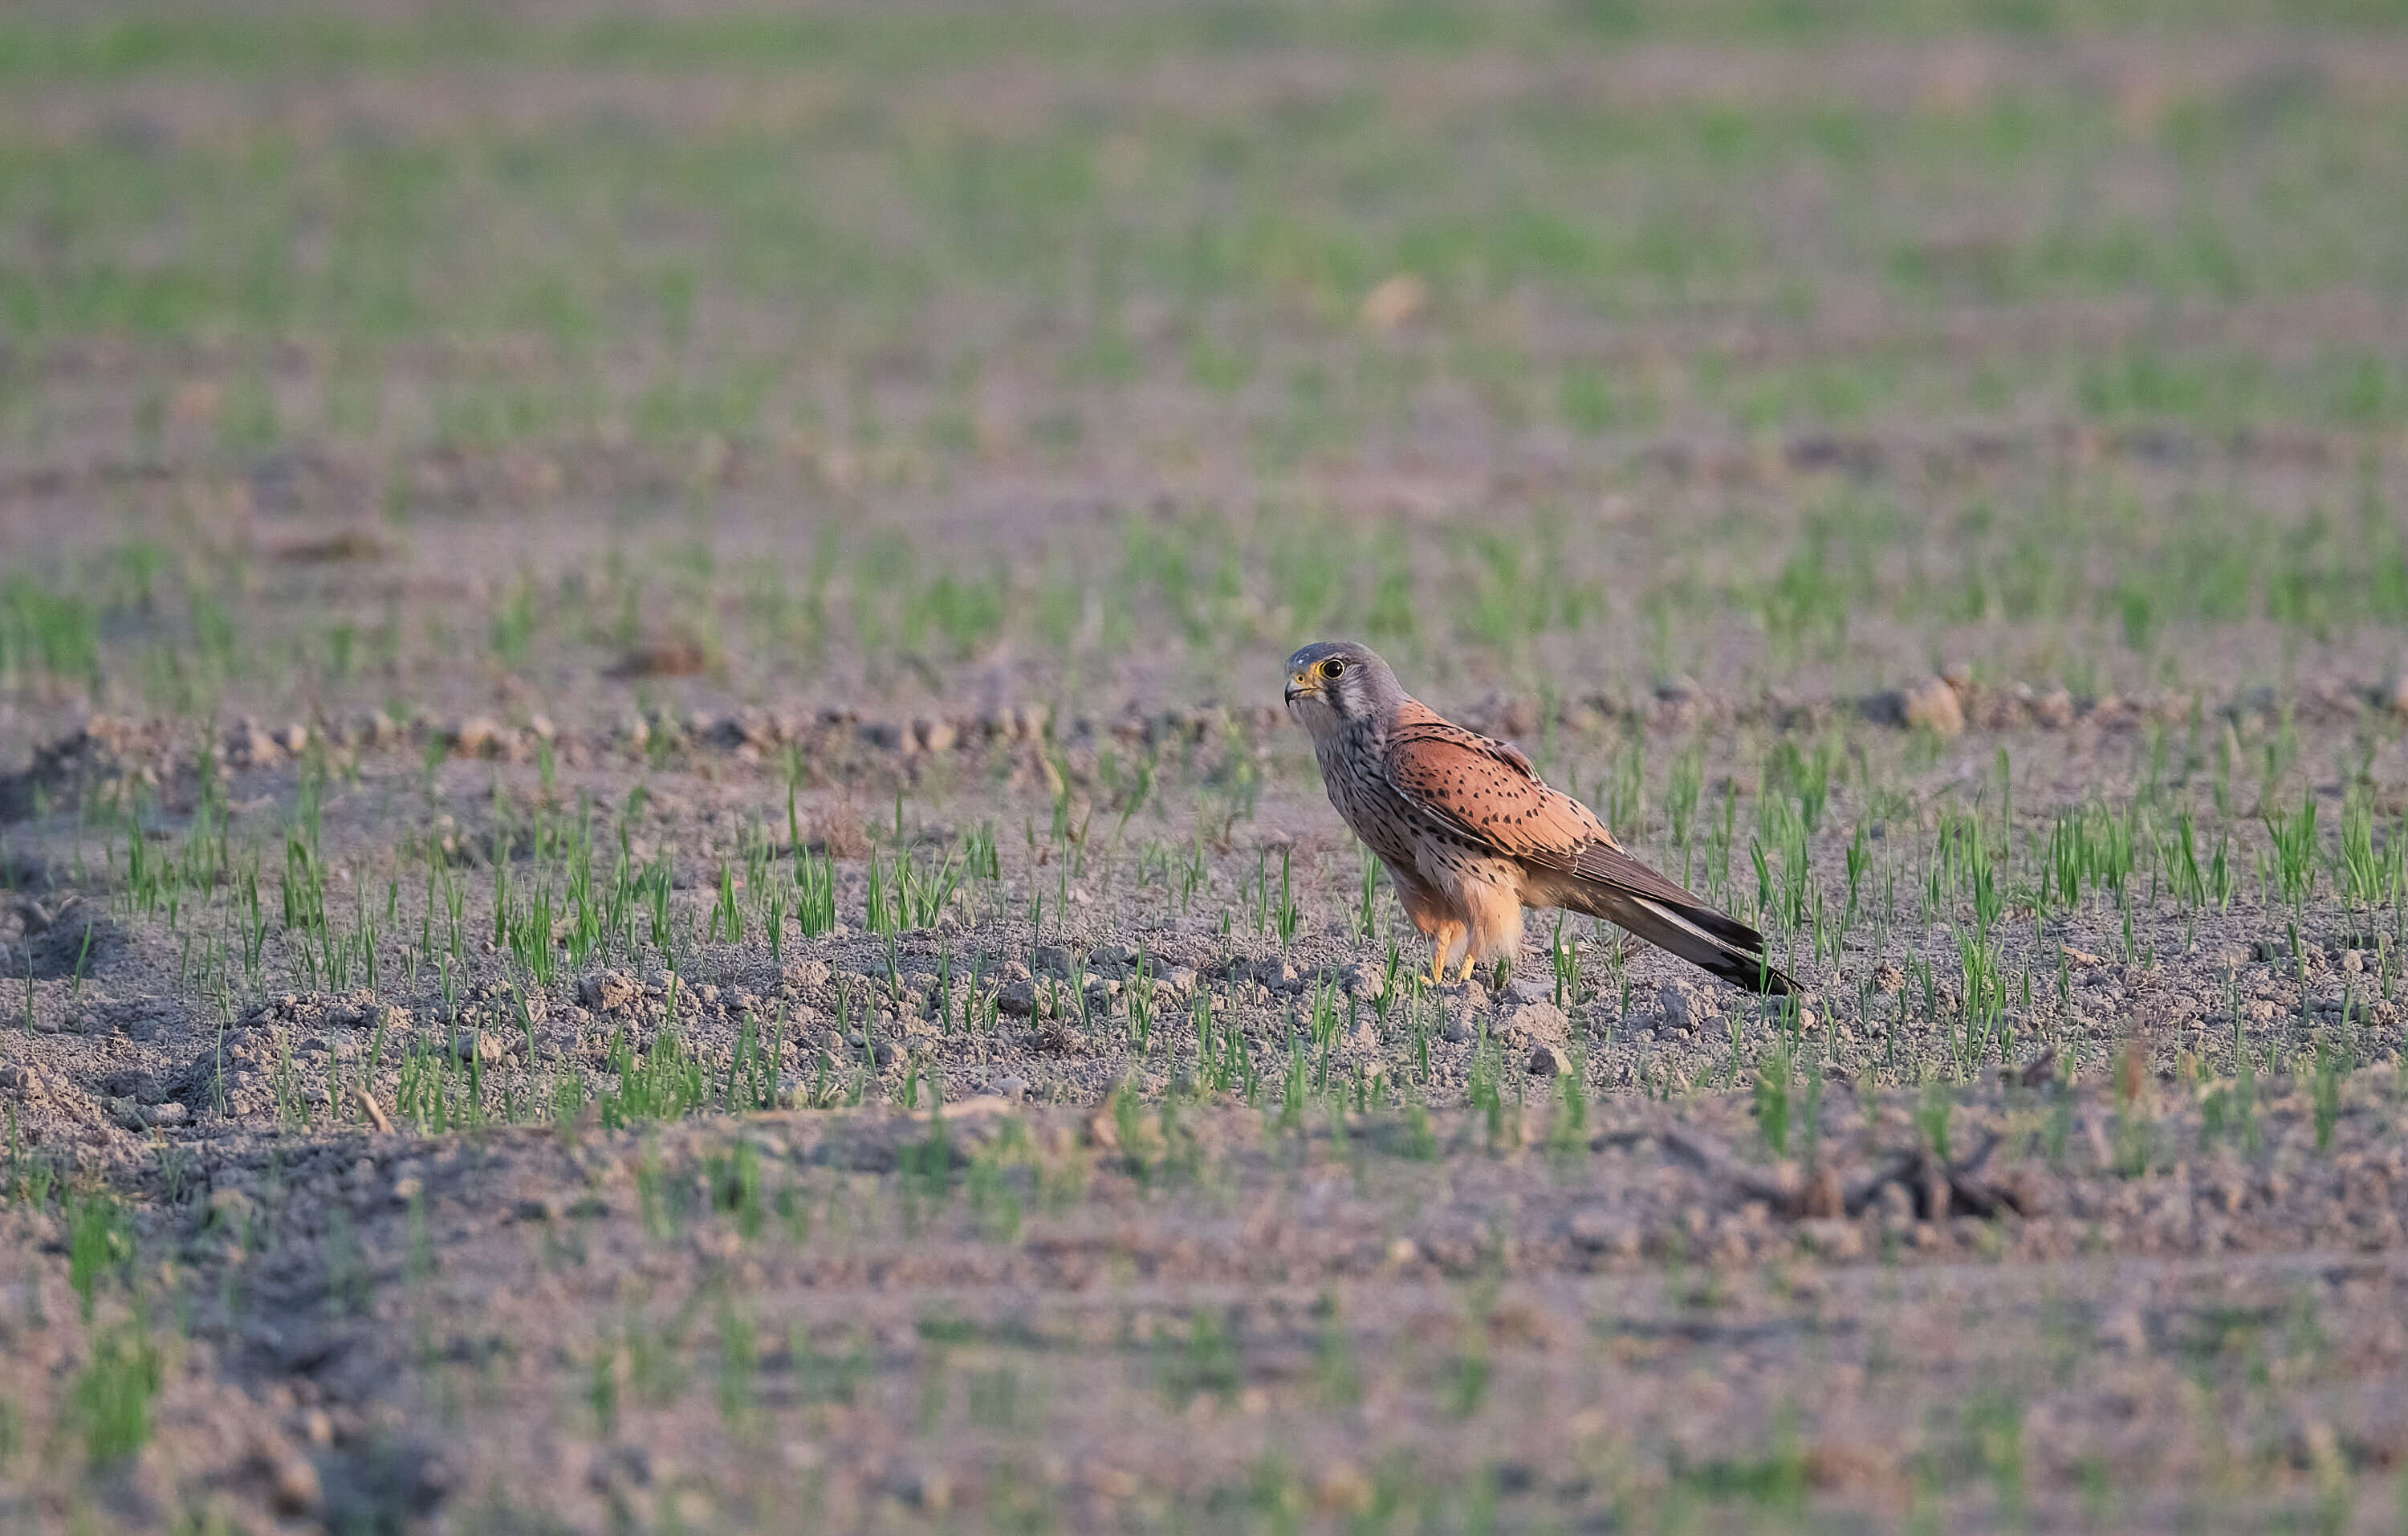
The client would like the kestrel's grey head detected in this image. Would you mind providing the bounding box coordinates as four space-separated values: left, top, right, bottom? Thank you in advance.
1283 640 1405 742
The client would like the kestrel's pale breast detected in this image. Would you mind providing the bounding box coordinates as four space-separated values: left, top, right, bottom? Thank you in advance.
1316 718 1528 917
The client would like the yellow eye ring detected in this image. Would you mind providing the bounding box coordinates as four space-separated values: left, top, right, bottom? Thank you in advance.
1320 658 1345 680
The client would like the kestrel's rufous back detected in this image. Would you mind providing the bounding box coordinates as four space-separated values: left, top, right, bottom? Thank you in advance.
1283 640 1792 993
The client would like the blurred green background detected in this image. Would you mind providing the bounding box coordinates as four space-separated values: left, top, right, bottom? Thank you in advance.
4 0 2407 720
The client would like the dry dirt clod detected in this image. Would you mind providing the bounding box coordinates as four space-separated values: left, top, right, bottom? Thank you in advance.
1499 1000 1571 1052
579 971 637 1012
1339 962 1389 1001
780 958 832 992
1501 975 1558 1007
1033 1025 1088 1055
452 1030 506 1064
1657 978 1719 1033
1900 675 1965 737
452 716 505 758
254 1433 323 1515
1359 272 1430 331
608 635 710 678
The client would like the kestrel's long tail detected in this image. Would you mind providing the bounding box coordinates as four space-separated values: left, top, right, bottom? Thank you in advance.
1556 843 1796 996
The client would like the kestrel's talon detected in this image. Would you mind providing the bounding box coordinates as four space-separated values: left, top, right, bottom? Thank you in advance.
1282 639 1796 999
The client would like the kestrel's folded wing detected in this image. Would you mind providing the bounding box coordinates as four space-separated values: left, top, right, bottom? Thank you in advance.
1381 715 1605 866
1381 712 1791 994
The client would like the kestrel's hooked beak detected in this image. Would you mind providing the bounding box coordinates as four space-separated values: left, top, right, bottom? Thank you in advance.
1284 669 1322 705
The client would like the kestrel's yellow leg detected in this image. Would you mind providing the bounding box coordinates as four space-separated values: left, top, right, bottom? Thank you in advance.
1427 918 1464 984
1455 881 1519 986
1393 874 1461 987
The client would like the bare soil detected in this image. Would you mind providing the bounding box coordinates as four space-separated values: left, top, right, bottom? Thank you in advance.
6 696 2408 1533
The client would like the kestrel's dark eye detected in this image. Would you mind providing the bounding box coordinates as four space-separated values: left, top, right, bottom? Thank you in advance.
1320 658 1346 680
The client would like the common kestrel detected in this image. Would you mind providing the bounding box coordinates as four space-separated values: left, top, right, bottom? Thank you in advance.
1284 641 1793 994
